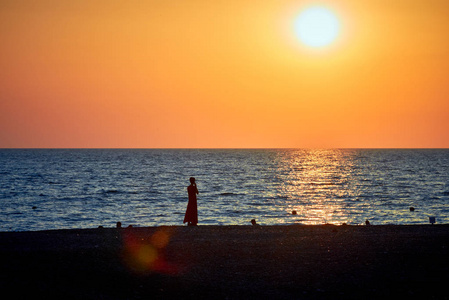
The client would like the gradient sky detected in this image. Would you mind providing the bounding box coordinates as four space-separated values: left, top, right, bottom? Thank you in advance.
1 0 448 148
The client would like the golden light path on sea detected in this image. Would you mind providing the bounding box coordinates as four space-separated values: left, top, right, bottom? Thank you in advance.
274 149 360 225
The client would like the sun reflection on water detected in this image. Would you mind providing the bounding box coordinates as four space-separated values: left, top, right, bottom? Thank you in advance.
274 149 360 225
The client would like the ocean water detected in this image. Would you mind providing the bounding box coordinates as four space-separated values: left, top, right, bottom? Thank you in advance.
0 149 448 231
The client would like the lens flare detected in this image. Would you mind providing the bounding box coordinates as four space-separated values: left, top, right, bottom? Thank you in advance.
121 227 179 275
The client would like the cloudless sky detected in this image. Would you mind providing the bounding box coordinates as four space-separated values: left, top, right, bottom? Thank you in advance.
1 0 448 148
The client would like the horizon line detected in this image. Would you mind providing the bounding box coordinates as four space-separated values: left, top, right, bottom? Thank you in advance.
1 147 448 150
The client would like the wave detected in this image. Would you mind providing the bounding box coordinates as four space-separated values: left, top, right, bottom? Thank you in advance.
2 148 449 231
219 192 240 196
99 189 141 195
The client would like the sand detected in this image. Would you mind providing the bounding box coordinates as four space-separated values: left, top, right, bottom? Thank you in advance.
1 225 448 299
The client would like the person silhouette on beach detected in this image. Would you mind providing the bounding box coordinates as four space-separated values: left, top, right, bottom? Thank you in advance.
184 177 199 226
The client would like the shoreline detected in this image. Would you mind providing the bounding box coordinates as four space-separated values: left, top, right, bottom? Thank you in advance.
2 222 446 233
1 225 448 299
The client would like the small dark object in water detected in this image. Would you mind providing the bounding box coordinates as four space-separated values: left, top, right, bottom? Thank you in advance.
251 219 258 226
32 206 37 210
410 207 415 212
341 223 347 226
116 222 122 228
365 220 370 225
292 210 297 215
429 217 436 224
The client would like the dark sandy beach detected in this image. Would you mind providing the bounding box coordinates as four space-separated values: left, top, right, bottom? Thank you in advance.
1 225 448 299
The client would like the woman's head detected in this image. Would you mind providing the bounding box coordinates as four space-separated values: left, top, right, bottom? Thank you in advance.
189 177 196 184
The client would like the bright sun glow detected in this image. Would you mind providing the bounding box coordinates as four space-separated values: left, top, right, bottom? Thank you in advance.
294 6 340 48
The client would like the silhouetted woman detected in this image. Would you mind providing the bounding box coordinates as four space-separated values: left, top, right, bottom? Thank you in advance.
184 177 199 226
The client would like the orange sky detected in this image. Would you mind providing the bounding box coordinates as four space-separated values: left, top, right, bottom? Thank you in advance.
1 0 448 148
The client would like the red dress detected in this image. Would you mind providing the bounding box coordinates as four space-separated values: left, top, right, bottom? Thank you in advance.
184 185 198 225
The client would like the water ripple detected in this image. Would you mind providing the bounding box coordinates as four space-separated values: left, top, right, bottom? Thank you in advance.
0 149 448 231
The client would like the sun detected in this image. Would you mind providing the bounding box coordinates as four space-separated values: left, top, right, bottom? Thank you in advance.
294 6 340 48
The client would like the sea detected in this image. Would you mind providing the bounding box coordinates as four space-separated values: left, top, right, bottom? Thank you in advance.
1 149 448 232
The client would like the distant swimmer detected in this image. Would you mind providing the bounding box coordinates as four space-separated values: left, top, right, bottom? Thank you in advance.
184 177 199 226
